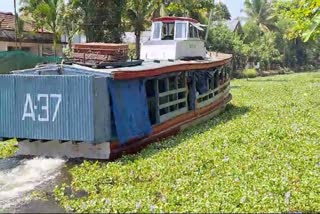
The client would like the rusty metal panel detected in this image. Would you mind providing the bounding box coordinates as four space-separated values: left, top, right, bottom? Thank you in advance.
0 75 111 143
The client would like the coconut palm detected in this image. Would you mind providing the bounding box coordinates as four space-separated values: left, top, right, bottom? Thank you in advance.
20 0 64 56
126 0 156 59
242 0 278 32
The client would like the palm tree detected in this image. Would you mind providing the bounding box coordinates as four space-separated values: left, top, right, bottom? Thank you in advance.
20 0 63 56
59 1 84 51
242 0 278 32
126 0 156 59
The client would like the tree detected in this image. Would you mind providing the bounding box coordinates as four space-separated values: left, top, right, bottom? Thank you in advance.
71 0 125 43
59 1 84 51
152 0 168 18
16 16 25 50
20 0 44 30
207 24 234 53
21 0 64 56
242 0 278 32
213 2 231 20
278 0 320 42
126 0 155 59
166 0 214 21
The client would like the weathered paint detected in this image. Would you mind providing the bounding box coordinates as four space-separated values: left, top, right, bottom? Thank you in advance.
0 75 111 143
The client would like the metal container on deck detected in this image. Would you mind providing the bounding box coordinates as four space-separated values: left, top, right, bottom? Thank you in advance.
0 75 111 143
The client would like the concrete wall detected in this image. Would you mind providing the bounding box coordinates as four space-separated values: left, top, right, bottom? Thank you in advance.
0 41 63 56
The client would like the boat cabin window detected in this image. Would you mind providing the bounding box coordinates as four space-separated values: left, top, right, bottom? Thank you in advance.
152 21 198 40
175 21 188 40
152 22 162 40
189 23 200 39
161 22 175 40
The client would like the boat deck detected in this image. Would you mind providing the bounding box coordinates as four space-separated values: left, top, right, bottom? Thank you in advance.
67 52 232 80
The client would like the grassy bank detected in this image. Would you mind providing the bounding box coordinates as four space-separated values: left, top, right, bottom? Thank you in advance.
53 72 320 212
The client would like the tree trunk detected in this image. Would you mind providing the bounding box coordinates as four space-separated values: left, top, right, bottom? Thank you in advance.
135 31 141 60
53 32 57 57
68 32 73 51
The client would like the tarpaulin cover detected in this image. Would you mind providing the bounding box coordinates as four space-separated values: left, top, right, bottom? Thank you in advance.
194 71 214 94
108 79 152 144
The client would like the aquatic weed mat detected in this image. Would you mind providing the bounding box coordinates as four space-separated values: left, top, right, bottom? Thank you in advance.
52 73 319 212
0 140 17 159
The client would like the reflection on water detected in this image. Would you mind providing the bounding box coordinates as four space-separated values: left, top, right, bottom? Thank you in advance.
0 157 67 213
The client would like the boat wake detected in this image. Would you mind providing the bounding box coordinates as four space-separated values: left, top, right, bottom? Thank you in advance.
0 157 66 210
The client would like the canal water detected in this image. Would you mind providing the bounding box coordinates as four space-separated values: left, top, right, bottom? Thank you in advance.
0 157 68 213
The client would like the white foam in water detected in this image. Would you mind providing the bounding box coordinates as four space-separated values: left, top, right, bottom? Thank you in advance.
0 157 66 210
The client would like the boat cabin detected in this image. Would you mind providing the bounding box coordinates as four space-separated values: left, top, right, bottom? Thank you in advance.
141 17 206 61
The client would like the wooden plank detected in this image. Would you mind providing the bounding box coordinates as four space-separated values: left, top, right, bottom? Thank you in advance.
196 90 214 100
196 92 224 109
159 88 187 98
159 97 188 109
160 107 188 123
113 58 232 80
154 79 160 124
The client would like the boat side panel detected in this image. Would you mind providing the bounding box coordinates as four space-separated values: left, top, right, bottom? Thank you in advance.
0 75 112 142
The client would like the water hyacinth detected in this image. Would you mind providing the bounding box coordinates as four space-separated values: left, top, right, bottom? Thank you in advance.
52 73 320 213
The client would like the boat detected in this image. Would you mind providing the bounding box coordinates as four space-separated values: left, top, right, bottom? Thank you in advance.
0 17 232 160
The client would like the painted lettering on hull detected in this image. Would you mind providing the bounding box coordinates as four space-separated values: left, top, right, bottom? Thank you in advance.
22 94 62 122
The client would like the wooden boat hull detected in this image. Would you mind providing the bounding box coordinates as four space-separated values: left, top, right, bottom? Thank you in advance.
16 92 232 160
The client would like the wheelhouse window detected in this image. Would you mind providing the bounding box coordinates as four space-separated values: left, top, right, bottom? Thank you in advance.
152 22 162 40
189 24 200 39
174 21 188 40
161 22 175 40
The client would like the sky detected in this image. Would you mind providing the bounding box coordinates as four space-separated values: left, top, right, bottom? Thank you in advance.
0 0 245 19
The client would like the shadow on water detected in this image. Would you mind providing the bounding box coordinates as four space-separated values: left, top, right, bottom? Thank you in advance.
118 104 251 163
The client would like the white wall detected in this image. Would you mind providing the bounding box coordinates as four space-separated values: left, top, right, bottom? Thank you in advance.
61 33 87 44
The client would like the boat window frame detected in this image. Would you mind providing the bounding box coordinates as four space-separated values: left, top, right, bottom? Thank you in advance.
174 21 189 40
151 21 163 41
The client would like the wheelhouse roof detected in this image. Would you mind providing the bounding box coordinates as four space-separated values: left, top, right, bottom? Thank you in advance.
152 16 199 24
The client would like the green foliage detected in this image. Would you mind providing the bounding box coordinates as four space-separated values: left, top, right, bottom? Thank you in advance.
20 0 64 55
59 1 84 51
0 140 17 158
243 68 257 78
70 0 126 43
278 0 320 42
166 0 214 20
55 73 320 212
212 2 231 20
126 0 155 59
207 24 234 53
243 0 278 32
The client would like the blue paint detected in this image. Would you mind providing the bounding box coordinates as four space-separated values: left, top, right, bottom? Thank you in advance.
0 75 111 143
